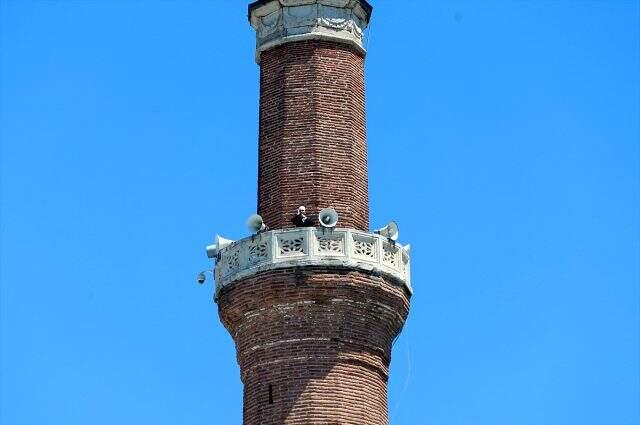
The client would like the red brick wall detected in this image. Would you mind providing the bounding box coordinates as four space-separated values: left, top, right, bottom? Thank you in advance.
218 268 410 425
257 40 369 231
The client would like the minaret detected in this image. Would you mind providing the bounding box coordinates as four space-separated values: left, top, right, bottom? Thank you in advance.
210 2 412 424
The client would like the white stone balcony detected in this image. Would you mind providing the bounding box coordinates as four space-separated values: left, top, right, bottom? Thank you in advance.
214 227 411 296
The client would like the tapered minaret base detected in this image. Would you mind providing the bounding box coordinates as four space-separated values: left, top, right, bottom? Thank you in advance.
219 268 410 425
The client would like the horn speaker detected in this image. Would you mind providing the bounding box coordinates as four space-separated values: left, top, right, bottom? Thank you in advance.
374 221 399 241
206 235 234 258
318 208 339 228
247 214 267 233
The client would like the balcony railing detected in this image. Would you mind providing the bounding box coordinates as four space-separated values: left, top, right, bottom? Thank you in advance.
214 227 411 296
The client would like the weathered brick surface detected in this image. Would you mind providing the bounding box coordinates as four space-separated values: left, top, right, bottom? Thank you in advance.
216 20 411 425
218 268 411 425
257 40 369 231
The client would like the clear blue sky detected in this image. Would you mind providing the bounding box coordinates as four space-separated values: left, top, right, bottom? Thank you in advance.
1 1 638 424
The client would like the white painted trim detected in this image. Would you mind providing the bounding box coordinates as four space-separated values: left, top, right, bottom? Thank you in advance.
214 228 412 297
249 0 370 63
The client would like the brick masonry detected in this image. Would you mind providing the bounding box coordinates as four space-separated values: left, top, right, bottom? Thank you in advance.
257 40 369 231
216 10 411 424
218 268 410 425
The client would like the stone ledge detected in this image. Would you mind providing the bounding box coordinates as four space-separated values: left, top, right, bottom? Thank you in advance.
214 227 412 297
248 0 373 62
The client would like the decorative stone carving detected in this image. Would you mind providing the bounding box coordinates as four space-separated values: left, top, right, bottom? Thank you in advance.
352 235 376 260
382 242 399 268
247 240 269 265
278 234 306 256
214 227 411 296
316 233 345 255
249 0 373 62
221 248 240 277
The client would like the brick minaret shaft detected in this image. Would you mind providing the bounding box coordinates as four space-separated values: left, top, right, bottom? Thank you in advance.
216 2 411 424
258 40 368 231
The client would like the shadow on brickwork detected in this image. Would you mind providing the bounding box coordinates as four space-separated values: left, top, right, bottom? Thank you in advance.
218 267 410 425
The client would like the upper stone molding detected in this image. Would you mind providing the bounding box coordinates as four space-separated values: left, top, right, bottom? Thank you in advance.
248 0 373 62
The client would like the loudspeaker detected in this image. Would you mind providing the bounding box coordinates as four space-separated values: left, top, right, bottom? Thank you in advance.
318 208 339 228
206 235 234 258
247 214 267 233
374 221 399 241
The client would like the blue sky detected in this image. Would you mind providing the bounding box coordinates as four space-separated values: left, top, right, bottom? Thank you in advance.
1 1 638 424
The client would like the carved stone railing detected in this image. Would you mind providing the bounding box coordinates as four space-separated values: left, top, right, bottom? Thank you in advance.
214 228 411 296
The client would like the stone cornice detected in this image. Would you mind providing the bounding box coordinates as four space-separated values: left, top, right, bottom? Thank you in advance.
214 227 412 298
248 0 373 63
